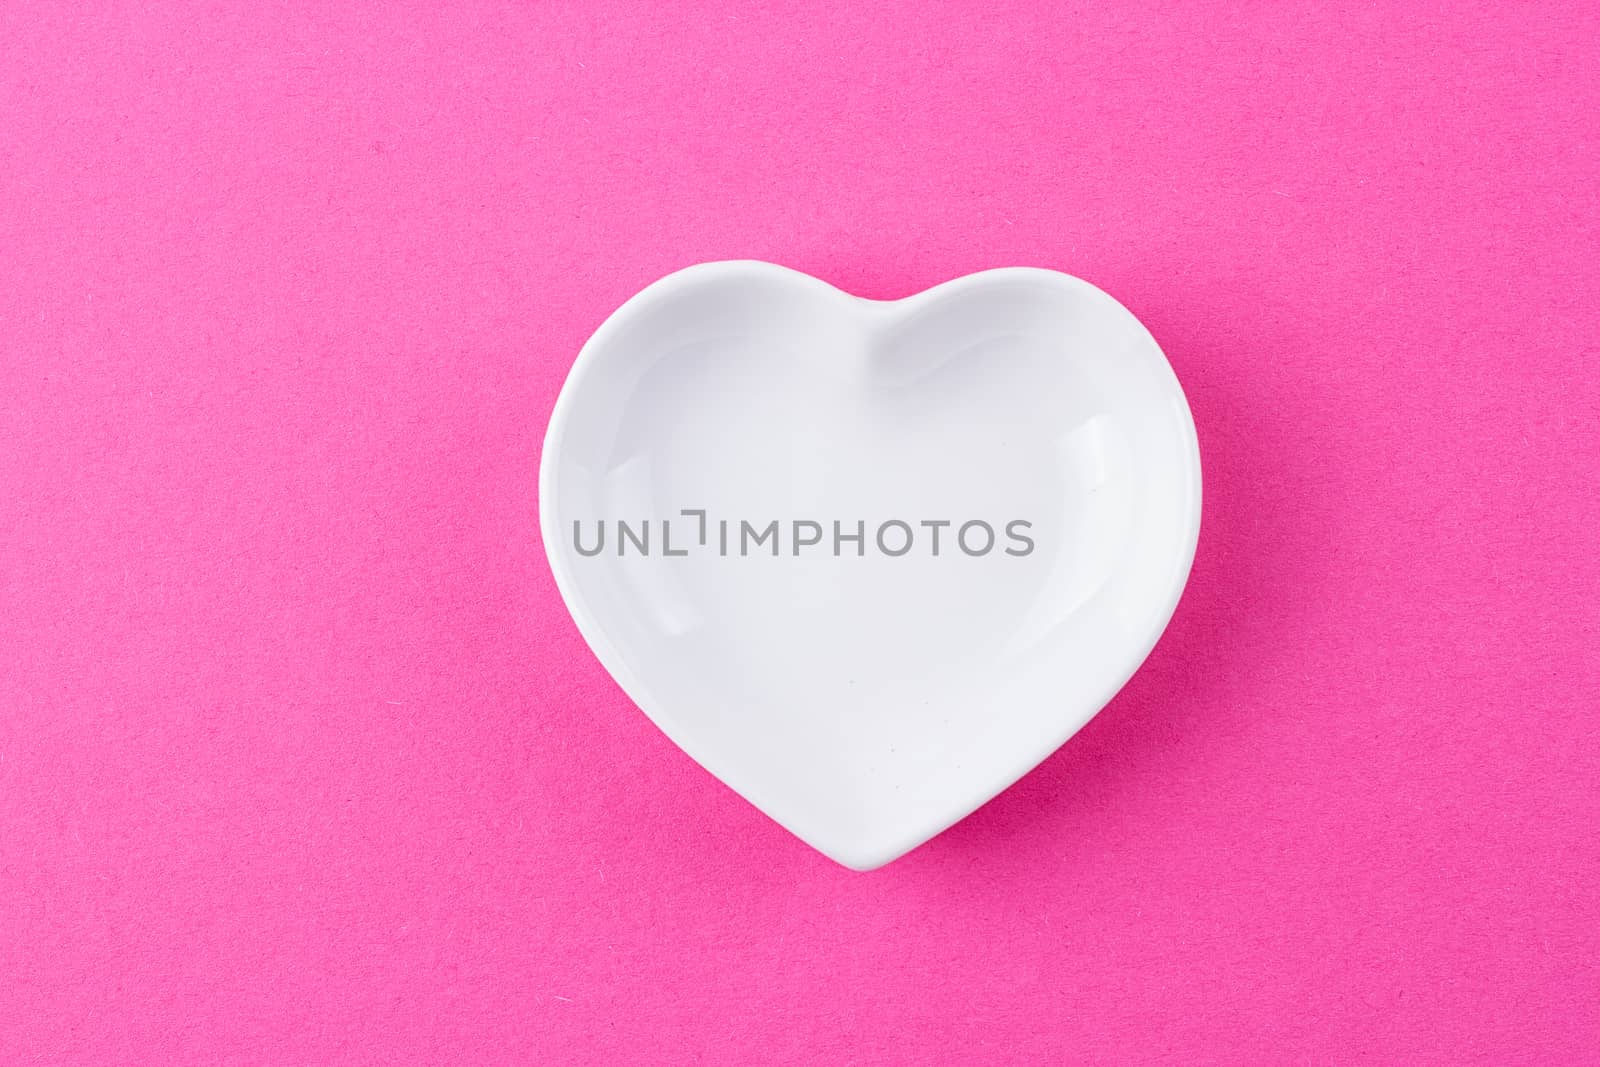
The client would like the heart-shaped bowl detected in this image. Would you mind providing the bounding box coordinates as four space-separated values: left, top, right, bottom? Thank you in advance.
540 261 1200 869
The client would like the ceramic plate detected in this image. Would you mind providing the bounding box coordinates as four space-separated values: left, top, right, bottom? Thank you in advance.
540 261 1201 869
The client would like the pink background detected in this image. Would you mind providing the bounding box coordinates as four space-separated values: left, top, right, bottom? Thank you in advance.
4 1 1598 1062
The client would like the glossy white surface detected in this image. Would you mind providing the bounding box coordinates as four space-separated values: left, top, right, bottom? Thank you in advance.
540 261 1201 869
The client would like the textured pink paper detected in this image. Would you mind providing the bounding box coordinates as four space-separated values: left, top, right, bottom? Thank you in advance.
4 1 1598 1062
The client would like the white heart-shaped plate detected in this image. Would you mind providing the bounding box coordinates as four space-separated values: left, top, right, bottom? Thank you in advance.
540 261 1201 869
